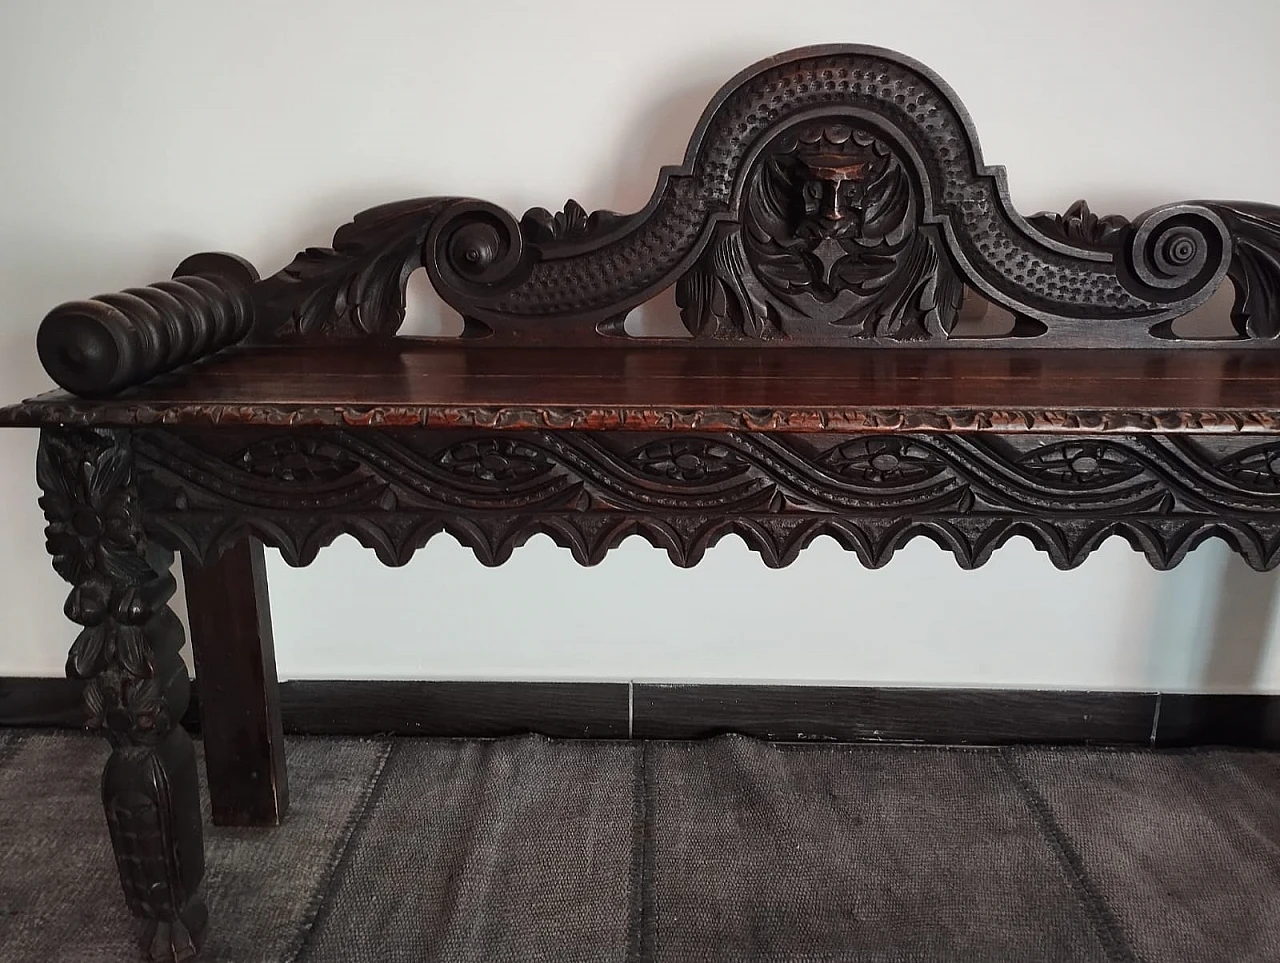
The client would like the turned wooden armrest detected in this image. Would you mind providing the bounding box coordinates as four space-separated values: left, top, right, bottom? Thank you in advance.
35 252 258 397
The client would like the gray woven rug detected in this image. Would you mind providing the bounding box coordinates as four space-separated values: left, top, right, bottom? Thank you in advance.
2 730 1279 962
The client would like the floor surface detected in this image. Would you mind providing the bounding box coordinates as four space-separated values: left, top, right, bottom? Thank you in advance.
1 730 1278 962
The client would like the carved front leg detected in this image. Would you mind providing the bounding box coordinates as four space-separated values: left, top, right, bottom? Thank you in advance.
37 427 206 962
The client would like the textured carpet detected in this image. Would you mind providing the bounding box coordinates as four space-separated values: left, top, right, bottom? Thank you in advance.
2 731 1279 963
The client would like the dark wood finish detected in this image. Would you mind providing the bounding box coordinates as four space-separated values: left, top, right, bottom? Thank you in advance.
633 684 1159 745
1154 693 1280 747
240 48 1280 349
275 680 629 738
6 345 1280 433
182 537 288 827
36 254 258 397
5 44 1280 960
30 48 1280 363
0 678 629 740
128 427 1280 571
36 428 206 961
0 676 105 728
3 677 1211 746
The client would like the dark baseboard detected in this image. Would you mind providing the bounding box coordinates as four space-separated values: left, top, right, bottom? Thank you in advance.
275 680 629 739
631 684 1159 745
0 678 628 740
3 677 1279 747
0 678 90 730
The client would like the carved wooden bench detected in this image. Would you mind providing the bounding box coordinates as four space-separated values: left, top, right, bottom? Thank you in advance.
3 44 1279 961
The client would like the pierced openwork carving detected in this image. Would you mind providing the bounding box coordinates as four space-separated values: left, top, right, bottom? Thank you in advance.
679 122 964 341
28 45 1280 400
11 43 1280 963
236 45 1280 350
133 428 1280 571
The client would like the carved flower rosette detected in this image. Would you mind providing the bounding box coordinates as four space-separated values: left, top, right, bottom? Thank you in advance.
37 429 182 743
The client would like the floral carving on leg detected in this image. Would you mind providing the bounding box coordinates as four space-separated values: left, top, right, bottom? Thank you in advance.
37 428 206 962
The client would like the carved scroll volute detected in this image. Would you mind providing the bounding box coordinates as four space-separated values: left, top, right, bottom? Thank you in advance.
1183 202 1280 340
421 199 530 338
246 44 1280 347
253 194 644 343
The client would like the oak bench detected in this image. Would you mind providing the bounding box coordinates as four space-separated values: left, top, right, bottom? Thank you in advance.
3 44 1279 961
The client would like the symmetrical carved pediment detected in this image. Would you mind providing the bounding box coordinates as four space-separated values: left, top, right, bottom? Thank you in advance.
31 45 1280 400
248 45 1280 347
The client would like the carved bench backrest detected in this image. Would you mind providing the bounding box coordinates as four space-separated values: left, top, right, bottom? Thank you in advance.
248 45 1280 350
32 45 1280 396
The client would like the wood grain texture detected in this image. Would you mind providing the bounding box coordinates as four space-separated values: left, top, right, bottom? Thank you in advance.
23 45 1280 391
17 676 1280 748
0 678 1158 745
7 43 1280 963
274 681 629 738
632 684 1159 745
0 679 630 739
35 253 258 397
182 536 288 827
6 345 1280 432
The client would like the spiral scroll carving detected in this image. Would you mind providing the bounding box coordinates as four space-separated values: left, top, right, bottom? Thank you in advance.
425 200 527 308
1123 205 1228 302
37 252 258 397
241 45 1280 347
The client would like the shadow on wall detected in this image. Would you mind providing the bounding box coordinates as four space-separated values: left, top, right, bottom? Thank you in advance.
1198 552 1280 689
1145 540 1280 691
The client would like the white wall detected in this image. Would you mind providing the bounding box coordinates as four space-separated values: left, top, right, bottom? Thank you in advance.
2 0 1279 690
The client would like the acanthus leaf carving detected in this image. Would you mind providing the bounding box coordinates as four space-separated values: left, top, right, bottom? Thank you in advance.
520 199 630 244
68 623 109 679
225 46 1274 345
1029 200 1130 248
676 227 774 339
37 428 187 724
239 48 1280 346
1202 201 1280 339
258 197 456 339
681 121 967 341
